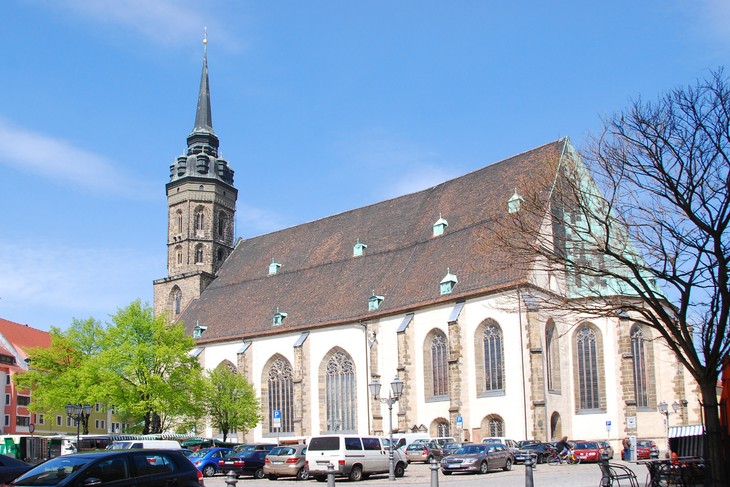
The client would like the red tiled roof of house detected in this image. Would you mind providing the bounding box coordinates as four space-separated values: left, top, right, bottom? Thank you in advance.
0 317 51 360
180 139 567 343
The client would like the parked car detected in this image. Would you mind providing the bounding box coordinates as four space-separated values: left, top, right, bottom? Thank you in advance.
631 439 660 460
441 442 467 457
440 443 513 475
264 444 308 480
218 449 269 479
234 443 277 453
9 449 203 487
598 441 614 460
306 435 407 481
0 455 33 484
513 442 553 464
481 437 519 455
572 441 602 463
188 447 235 477
405 441 443 463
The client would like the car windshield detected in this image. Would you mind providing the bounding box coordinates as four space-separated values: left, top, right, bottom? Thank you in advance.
270 447 295 456
14 457 90 486
575 442 597 449
637 441 653 447
406 444 425 451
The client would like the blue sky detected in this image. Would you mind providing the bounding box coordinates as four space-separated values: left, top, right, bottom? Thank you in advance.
1 0 728 331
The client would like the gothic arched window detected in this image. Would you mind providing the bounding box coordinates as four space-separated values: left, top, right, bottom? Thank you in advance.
631 326 649 408
546 320 561 392
195 209 205 232
268 357 293 433
424 330 448 399
172 288 182 316
218 212 227 237
195 244 204 264
482 323 504 392
325 351 356 433
575 326 601 409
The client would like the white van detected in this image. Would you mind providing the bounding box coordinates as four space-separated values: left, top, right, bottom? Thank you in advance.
306 435 407 481
108 440 182 450
391 433 430 450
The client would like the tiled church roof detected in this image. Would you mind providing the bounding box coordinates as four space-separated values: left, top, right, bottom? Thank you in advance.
180 139 566 342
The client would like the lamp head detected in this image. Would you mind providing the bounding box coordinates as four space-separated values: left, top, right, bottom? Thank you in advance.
368 379 382 399
658 401 668 414
390 376 404 399
65 403 74 416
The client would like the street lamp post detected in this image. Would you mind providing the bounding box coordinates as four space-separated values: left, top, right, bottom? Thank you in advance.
65 403 92 453
369 376 405 481
657 400 680 456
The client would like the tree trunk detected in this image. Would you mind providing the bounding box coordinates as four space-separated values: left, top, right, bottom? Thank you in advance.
143 411 151 435
700 379 727 487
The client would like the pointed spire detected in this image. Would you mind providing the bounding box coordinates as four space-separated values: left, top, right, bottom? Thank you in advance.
193 28 214 134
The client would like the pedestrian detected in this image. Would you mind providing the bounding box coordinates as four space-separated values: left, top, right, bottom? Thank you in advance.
622 437 631 460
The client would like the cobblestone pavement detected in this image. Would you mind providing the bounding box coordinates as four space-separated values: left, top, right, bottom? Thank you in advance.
202 460 648 487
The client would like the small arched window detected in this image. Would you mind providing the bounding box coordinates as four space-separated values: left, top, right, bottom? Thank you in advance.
195 210 205 232
195 245 204 264
218 212 227 237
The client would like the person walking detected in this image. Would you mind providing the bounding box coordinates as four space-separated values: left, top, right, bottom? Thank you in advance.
622 437 631 460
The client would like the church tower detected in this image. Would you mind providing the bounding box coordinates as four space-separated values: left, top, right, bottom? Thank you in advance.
153 34 237 321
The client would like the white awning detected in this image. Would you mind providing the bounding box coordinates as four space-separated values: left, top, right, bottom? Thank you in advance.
668 425 704 438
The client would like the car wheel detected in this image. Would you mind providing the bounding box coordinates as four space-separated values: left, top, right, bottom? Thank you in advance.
394 462 405 478
503 459 512 471
348 465 363 481
315 476 326 482
296 466 309 481
267 474 278 480
426 455 434 464
254 468 265 479
442 471 452 475
202 465 216 477
478 461 488 474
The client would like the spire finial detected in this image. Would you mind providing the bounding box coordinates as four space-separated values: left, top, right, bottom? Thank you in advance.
192 27 214 135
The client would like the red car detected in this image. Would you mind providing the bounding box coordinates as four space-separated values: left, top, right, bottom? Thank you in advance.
620 439 660 460
572 441 602 463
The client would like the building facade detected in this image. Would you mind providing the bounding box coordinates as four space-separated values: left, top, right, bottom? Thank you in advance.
155 47 701 451
0 318 126 437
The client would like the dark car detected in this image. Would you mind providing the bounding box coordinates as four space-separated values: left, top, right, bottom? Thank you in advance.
441 442 468 457
0 455 33 484
9 449 203 487
440 443 513 475
263 444 308 480
234 443 277 453
513 442 553 464
218 449 269 479
188 447 235 477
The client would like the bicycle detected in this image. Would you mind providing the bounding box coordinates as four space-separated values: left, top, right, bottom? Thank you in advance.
546 448 581 465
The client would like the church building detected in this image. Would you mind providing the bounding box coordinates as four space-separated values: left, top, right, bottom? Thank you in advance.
154 44 701 449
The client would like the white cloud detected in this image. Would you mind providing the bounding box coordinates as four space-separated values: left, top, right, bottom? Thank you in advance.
0 239 158 326
334 128 460 201
53 0 241 50
0 117 157 200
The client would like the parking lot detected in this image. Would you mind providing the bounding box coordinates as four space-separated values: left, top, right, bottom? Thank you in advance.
203 460 648 487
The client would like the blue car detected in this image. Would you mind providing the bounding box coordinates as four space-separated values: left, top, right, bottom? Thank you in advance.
188 447 235 477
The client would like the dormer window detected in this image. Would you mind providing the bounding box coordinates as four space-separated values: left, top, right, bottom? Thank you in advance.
440 268 458 295
353 239 367 257
507 188 524 214
273 308 288 326
269 259 281 275
193 322 208 339
368 291 384 311
433 214 448 236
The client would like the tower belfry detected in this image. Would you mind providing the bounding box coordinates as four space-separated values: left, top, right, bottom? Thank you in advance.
153 32 238 321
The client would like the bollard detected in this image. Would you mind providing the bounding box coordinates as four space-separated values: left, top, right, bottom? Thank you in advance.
225 470 238 487
429 457 439 487
524 455 534 487
327 462 335 487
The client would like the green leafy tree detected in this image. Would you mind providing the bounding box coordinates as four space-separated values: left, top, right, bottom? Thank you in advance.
97 301 205 434
203 365 261 442
15 318 104 434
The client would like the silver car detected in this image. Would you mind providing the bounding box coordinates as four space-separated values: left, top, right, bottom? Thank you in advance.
440 443 513 474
